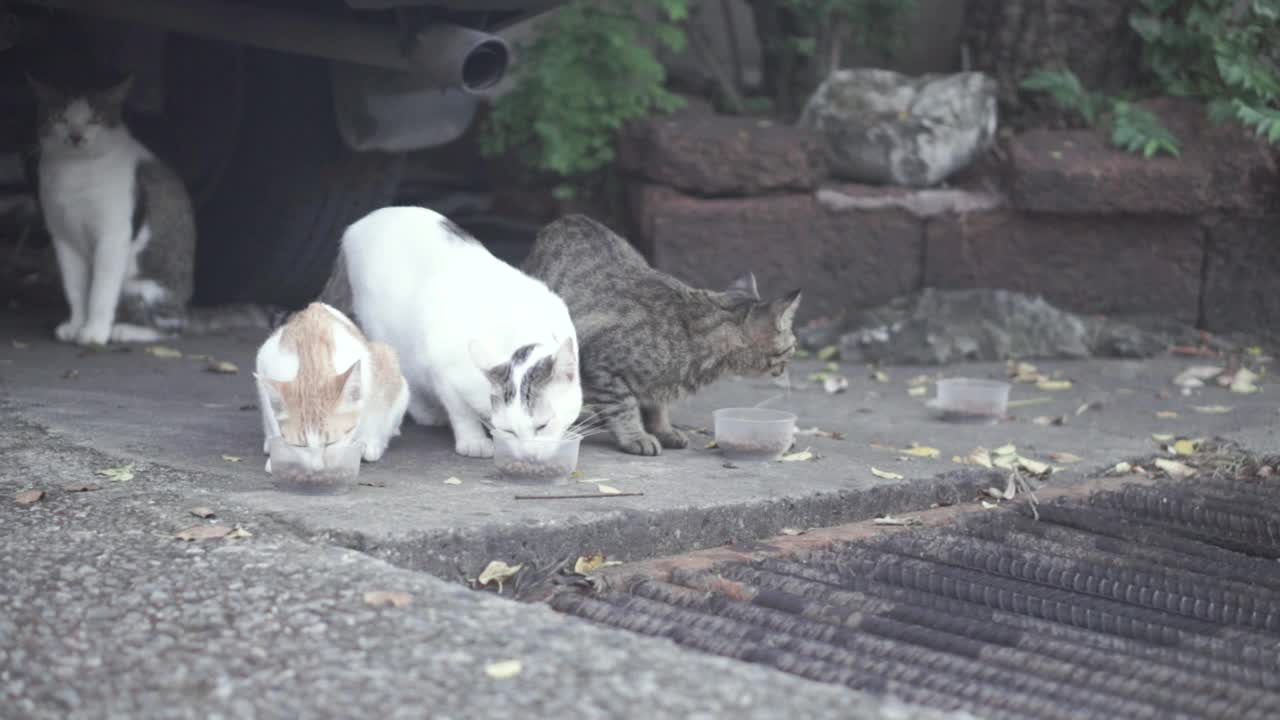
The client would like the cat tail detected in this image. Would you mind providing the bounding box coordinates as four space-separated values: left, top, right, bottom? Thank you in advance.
185 303 291 335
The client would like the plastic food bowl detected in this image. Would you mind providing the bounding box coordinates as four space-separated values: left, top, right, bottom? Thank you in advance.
714 408 798 461
932 378 1011 424
493 434 581 484
268 437 362 495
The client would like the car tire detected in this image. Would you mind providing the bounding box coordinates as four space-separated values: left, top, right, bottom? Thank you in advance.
177 45 404 308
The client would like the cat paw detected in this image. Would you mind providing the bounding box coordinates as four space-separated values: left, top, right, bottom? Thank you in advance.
655 428 688 450
619 433 663 456
75 322 111 346
264 457 273 474
55 321 81 343
362 442 387 463
455 436 494 458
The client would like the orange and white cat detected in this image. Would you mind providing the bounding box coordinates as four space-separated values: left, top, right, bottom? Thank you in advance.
254 302 410 473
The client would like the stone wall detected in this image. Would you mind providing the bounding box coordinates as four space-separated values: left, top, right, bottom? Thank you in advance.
619 99 1279 336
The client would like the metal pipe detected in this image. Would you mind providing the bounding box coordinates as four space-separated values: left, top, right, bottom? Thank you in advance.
21 0 509 93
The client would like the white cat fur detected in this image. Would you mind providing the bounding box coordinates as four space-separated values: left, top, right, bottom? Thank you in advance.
255 302 410 473
339 206 582 459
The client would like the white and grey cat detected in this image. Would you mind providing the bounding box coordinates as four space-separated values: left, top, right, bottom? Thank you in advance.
30 74 277 345
330 206 582 460
255 301 410 473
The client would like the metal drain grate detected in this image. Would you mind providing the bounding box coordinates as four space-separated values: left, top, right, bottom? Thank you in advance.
551 479 1280 720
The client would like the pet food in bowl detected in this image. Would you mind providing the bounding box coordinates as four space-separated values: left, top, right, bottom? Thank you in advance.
267 437 361 495
493 434 581 484
714 408 797 461
932 378 1011 424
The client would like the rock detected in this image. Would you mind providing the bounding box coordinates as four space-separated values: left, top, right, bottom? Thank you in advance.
617 114 826 197
925 209 1203 322
797 69 998 187
1202 215 1280 339
837 289 1209 365
839 288 1092 365
632 184 923 322
1007 98 1280 215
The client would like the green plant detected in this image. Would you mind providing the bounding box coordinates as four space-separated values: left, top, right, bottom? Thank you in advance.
1021 68 1182 157
1131 0 1280 144
480 0 690 190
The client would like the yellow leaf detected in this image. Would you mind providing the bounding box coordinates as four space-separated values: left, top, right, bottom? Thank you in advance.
781 449 814 462
901 444 940 459
816 345 839 362
145 345 183 359
1007 396 1052 408
993 454 1018 470
907 374 933 387
953 448 993 469
1172 438 1201 456
596 483 622 495
1229 368 1260 394
1151 433 1175 443
907 386 928 398
226 526 253 540
363 591 412 608
221 455 242 463
1008 361 1042 383
1112 462 1133 474
705 440 718 449
871 467 904 480
980 500 998 509
206 359 240 374
574 554 606 574
1036 379 1073 391
477 560 523 590
1193 405 1233 414
824 362 840 373
1017 457 1052 475
1048 452 1082 464
1154 458 1197 479
1155 411 1179 419
484 659 523 679
11 340 29 350
443 477 463 485
993 444 1017 456
872 370 890 383
1031 416 1056 426
96 464 135 482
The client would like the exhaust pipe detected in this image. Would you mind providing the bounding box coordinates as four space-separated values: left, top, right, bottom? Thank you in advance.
406 24 510 95
22 0 509 94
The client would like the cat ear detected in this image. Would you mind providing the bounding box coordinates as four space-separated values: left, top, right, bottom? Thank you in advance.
769 290 802 331
724 273 760 301
468 339 509 387
103 75 133 105
552 336 577 383
334 360 362 405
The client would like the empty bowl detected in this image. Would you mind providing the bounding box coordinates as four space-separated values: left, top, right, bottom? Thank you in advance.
932 378 1011 424
714 408 797 461
267 437 362 495
493 434 581 484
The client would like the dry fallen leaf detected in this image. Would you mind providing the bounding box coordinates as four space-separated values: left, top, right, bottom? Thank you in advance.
574 554 607 574
907 386 928 398
443 477 463 485
175 524 233 541
1172 438 1201 456
188 507 216 519
1151 433 1175 443
1193 405 1233 414
206 359 240 374
1155 411 1179 419
953 447 994 469
477 561 523 590
15 489 44 505
993 444 1017 457
596 483 623 495
11 339 30 350
779 527 806 536
1007 396 1052 408
901 444 940 459
1036 379 1073 391
227 527 253 540
1008 361 1044 384
1017 457 1052 475
871 467 904 480
980 500 998 509
1031 415 1056 426
780 449 814 462
1173 365 1223 389
145 345 183 359
1048 452 1082 464
1228 368 1260 394
907 374 934 387
363 591 412 608
816 345 839 362
823 375 849 394
1154 458 1197 479
872 370 890 383
221 455 242 463
484 659 523 679
96 464 135 482
62 483 98 493
1111 462 1133 474
705 440 718 449
873 515 923 526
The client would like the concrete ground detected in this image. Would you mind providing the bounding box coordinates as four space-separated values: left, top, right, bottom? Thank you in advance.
2 306 1276 718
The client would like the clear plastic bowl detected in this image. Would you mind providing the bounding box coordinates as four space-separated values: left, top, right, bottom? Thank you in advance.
268 436 362 495
493 434 581 484
714 408 797 461
932 378 1011 424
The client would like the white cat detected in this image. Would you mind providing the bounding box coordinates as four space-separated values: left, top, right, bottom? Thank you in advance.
336 206 582 460
254 302 410 473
